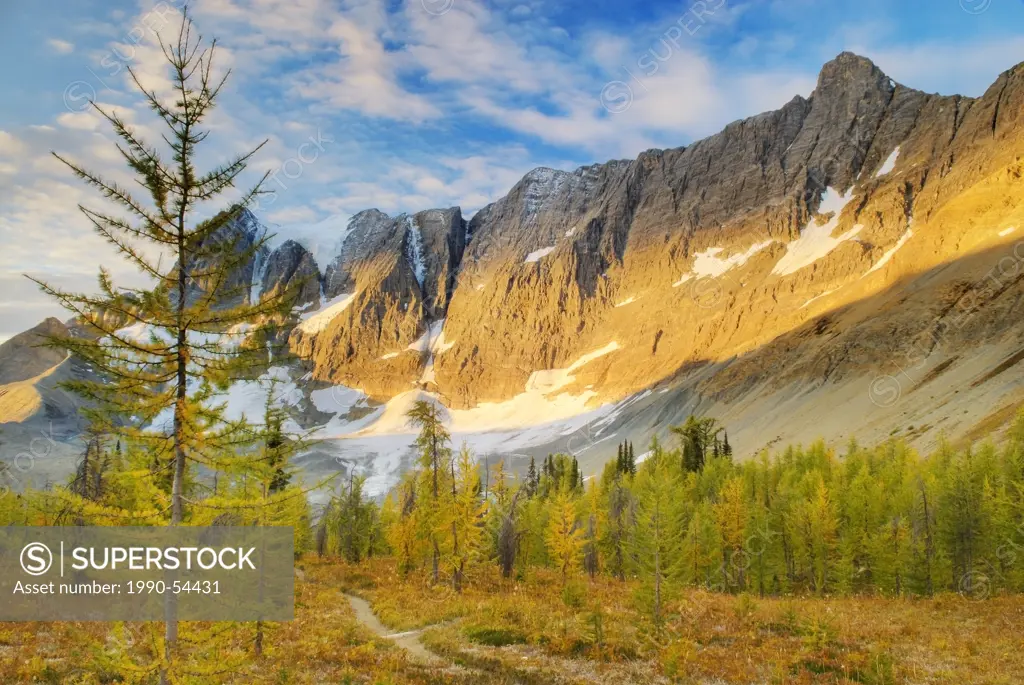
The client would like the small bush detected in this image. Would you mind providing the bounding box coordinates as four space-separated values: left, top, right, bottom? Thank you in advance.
561 579 587 608
464 625 528 647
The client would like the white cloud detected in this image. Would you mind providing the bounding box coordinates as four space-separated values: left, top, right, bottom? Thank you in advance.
0 131 28 157
47 38 75 54
842 35 1024 97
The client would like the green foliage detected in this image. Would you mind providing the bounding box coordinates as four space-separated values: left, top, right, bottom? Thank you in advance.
381 407 1024 600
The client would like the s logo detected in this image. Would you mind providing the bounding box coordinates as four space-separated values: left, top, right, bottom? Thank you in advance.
20 542 53 576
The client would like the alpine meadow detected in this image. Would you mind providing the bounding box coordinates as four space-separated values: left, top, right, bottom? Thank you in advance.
2 1 1024 684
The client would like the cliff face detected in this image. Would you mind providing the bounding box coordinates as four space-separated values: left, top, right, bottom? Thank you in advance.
276 52 1024 434
5 52 1024 482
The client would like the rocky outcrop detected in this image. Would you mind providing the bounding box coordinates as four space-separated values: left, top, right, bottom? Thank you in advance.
259 240 321 309
279 52 1024 424
290 207 468 398
179 207 266 308
0 318 69 385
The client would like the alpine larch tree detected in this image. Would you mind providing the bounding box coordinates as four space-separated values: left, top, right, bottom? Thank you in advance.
31 8 303 682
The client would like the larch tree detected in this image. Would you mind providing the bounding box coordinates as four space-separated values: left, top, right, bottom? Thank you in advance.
632 443 681 623
449 445 487 591
406 399 452 584
31 8 296 681
715 475 749 592
546 485 584 583
582 479 603 579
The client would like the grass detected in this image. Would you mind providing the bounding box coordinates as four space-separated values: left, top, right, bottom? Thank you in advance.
3 556 1024 683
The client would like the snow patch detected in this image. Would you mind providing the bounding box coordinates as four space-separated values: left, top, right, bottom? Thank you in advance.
866 229 914 275
693 241 773 278
772 188 860 276
220 366 303 425
524 246 555 263
999 226 1017 237
296 292 358 335
800 289 836 309
672 240 773 285
404 217 426 286
614 296 637 308
876 147 900 177
379 352 400 360
672 273 693 288
116 321 159 344
265 214 356 272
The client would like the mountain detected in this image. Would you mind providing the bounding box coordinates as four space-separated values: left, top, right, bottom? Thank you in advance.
0 318 89 488
4 52 1024 493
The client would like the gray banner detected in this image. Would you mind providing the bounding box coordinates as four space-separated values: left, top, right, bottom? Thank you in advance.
0 527 294 621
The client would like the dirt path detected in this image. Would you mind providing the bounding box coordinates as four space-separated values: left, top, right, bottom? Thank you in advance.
345 594 443 664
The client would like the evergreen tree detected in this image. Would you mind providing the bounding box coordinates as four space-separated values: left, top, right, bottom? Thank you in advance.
32 10 296 677
525 456 539 498
407 399 451 584
632 441 681 622
546 486 583 583
582 480 603 579
494 487 524 579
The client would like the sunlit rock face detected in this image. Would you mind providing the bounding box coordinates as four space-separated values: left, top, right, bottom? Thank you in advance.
6 53 1024 490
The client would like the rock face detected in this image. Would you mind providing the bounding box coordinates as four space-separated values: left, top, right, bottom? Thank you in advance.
259 240 321 309
180 207 266 308
281 51 1024 455
4 52 1024 479
290 207 467 398
0 318 69 385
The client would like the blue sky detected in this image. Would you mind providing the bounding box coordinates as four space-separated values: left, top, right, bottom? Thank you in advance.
1 0 1023 338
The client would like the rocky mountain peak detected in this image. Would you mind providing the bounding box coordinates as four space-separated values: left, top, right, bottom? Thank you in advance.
815 52 891 92
0 317 69 385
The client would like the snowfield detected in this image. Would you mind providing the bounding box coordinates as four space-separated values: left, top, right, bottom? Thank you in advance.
772 188 862 276
296 292 358 335
673 240 773 286
210 341 631 496
524 246 555 263
876 147 900 177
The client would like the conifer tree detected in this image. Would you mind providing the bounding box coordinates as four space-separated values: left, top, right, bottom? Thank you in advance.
600 462 634 581
449 445 487 591
494 486 524 579
546 486 583 583
31 10 298 677
525 456 539 498
715 476 749 591
632 441 680 622
384 476 419 573
407 399 451 584
582 479 603 579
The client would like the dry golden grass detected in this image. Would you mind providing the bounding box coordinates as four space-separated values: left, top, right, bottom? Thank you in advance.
320 557 1024 685
3 556 1023 684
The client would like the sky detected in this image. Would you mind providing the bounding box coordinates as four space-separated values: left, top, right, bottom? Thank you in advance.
0 0 1023 341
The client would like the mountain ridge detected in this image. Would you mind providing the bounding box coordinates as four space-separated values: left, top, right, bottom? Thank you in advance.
4 51 1024 493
